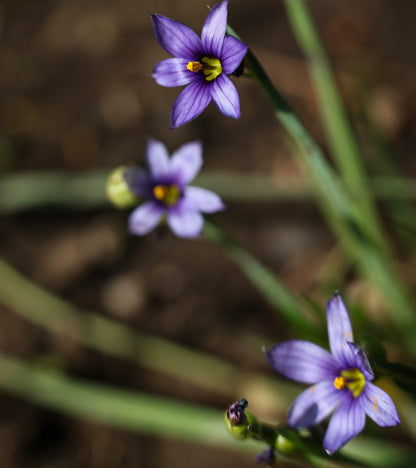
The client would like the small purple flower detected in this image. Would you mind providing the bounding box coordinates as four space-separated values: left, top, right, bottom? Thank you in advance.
124 139 224 238
266 293 400 455
151 0 248 128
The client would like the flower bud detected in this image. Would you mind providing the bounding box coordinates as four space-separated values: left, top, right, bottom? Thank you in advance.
106 166 139 209
224 399 257 440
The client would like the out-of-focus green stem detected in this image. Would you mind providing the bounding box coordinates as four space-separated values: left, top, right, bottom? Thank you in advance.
0 256 295 412
2 171 416 214
283 0 385 249
0 351 413 467
203 221 323 342
225 27 416 354
0 351 245 449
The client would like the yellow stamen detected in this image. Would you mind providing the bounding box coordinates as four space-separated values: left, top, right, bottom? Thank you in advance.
201 56 222 81
187 61 203 72
333 376 346 390
152 184 180 206
333 368 366 398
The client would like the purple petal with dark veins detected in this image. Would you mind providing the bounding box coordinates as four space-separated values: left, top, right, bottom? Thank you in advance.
221 35 248 74
171 79 211 128
323 396 366 455
167 206 204 238
266 340 338 384
146 139 170 178
362 382 400 427
287 380 344 428
152 58 200 87
326 293 356 368
210 74 240 118
347 342 374 381
183 186 225 213
123 167 152 198
170 140 203 185
201 0 228 58
128 201 164 236
151 14 202 59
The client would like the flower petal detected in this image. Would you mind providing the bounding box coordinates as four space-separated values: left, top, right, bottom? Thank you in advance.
210 74 240 119
323 396 366 455
287 381 344 428
221 35 248 74
183 187 225 213
123 167 152 198
171 79 211 128
266 340 338 384
362 382 400 427
151 14 202 58
152 58 200 87
326 293 356 367
146 139 170 178
347 342 374 381
201 0 228 58
170 141 203 185
128 202 164 236
167 207 204 238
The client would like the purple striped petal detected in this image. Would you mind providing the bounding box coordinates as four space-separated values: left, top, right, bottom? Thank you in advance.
201 0 228 58
362 382 400 427
151 14 202 59
288 381 344 428
152 58 200 87
183 186 225 213
128 201 164 236
167 207 204 238
210 74 240 118
266 340 338 384
123 167 152 198
170 141 203 185
171 79 211 128
323 396 366 455
326 293 356 368
146 140 170 178
221 35 248 74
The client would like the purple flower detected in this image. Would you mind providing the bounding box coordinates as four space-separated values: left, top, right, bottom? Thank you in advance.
151 0 247 128
124 139 224 238
266 293 400 455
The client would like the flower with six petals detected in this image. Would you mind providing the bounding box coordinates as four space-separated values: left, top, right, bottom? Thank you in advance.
151 0 248 128
124 139 224 238
266 293 400 455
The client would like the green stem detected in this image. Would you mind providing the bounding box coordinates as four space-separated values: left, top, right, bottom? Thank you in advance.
0 255 296 411
283 0 384 246
3 171 416 213
203 220 323 342
226 25 416 355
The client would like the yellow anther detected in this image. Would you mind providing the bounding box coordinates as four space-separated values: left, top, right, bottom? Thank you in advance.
201 56 222 81
187 61 203 72
341 369 366 398
152 184 180 206
334 376 346 390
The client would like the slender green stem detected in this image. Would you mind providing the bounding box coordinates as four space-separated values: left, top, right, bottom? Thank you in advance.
283 0 384 246
3 171 416 214
0 351 243 449
0 255 296 411
226 26 416 355
203 220 323 342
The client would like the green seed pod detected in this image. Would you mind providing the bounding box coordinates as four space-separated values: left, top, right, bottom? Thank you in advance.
106 166 139 209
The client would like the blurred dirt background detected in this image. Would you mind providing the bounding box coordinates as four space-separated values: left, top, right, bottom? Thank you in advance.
0 0 415 466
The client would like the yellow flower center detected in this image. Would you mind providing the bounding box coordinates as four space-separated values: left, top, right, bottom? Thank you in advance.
186 56 223 81
153 184 180 206
333 368 366 398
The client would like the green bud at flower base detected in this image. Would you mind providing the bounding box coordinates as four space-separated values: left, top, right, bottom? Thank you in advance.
106 166 139 209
